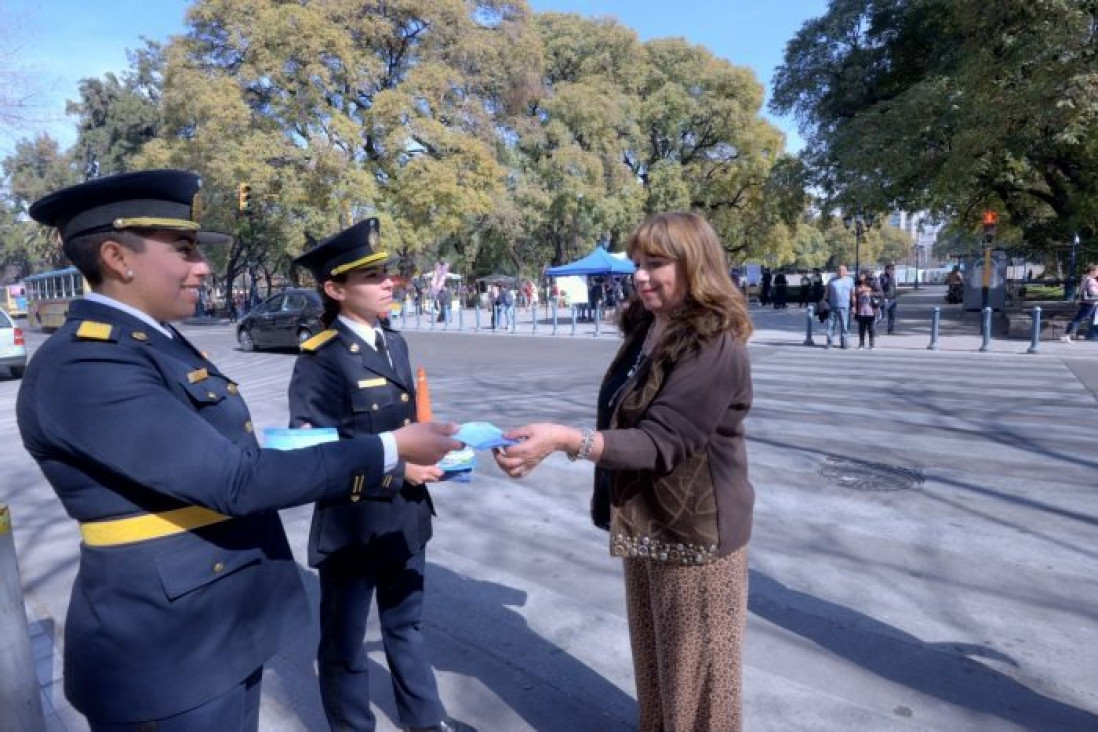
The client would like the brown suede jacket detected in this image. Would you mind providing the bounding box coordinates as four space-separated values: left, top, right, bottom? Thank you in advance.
597 325 754 565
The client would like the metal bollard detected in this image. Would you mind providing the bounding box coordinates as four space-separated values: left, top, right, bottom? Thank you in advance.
401 303 407 330
804 305 815 346
979 307 992 352
511 307 517 333
571 306 577 336
594 303 602 337
552 302 558 336
458 304 463 331
430 307 436 330
927 307 940 351
1027 306 1042 354
416 306 421 330
531 304 537 334
0 504 47 732
474 303 480 332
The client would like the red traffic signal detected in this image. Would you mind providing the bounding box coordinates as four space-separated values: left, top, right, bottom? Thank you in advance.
982 211 999 227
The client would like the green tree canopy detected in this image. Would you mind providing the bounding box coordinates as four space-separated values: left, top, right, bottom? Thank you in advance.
771 0 1098 255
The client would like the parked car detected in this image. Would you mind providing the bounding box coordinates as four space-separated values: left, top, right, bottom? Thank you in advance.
0 308 27 378
236 289 324 352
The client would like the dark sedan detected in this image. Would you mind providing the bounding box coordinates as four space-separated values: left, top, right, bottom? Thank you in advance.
237 289 324 351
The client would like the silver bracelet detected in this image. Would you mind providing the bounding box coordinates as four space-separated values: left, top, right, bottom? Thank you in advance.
567 427 596 462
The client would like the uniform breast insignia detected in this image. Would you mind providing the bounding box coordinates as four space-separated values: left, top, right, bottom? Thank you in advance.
75 321 117 342
131 331 149 342
300 329 338 352
187 368 209 383
358 377 387 389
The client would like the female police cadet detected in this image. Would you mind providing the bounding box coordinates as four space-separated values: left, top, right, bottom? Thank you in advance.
15 170 459 731
288 221 473 732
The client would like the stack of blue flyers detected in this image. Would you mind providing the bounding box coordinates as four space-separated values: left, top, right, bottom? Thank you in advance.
263 427 339 450
453 422 519 450
437 446 476 482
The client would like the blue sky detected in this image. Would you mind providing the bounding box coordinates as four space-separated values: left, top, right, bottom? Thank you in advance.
1 0 828 157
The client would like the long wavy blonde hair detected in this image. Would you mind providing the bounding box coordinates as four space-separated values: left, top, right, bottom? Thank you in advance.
620 211 753 350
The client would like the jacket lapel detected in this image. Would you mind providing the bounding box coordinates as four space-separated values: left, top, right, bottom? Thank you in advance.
334 320 404 387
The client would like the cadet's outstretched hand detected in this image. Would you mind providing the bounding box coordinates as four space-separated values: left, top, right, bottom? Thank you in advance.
393 422 461 465
405 462 444 486
494 423 572 478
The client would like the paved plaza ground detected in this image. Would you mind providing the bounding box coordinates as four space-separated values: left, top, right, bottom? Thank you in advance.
2 285 1096 731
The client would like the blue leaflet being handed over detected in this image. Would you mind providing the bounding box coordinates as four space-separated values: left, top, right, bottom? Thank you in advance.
263 427 339 450
453 421 519 450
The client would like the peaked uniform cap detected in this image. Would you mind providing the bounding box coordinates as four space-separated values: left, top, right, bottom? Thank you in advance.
293 218 388 282
28 169 226 242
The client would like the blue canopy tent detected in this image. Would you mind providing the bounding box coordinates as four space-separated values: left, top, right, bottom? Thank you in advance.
545 248 635 277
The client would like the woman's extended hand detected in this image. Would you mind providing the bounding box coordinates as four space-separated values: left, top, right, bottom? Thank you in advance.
404 462 444 486
494 423 573 478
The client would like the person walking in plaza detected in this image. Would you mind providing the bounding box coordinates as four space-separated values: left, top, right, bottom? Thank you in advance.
1061 263 1098 342
879 263 899 334
772 270 788 309
289 220 474 732
15 170 459 732
436 282 451 323
826 265 855 349
799 271 811 307
854 272 880 350
494 211 755 731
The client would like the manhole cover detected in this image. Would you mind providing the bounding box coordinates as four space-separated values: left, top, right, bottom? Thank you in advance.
819 457 924 491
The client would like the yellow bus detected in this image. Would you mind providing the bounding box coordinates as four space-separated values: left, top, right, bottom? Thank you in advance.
24 267 88 331
2 283 27 318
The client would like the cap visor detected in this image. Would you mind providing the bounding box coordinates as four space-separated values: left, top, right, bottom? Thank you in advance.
197 231 233 247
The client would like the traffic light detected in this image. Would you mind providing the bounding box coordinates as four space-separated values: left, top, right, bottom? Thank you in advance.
237 183 252 213
981 210 998 242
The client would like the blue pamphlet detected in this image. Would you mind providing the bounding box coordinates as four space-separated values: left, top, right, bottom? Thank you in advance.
263 427 339 450
437 446 476 482
454 422 519 451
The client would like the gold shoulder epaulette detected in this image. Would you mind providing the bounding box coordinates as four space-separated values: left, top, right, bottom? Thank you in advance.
300 329 338 352
75 321 117 342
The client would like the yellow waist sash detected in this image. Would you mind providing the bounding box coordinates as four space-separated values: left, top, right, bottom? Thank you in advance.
80 506 231 547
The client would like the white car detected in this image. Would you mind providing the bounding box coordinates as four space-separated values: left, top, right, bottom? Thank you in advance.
0 309 27 379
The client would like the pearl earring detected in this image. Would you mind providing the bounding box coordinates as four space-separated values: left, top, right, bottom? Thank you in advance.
124 270 134 282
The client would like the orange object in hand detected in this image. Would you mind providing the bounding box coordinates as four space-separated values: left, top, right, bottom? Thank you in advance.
415 367 433 422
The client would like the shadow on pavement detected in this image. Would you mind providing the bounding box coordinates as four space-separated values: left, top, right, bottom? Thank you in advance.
264 562 635 731
749 571 1098 730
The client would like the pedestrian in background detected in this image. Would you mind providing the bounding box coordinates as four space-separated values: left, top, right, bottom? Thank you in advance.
879 263 899 334
495 211 755 731
826 265 855 349
290 220 473 732
1062 264 1098 342
15 170 458 731
854 271 880 350
772 270 788 309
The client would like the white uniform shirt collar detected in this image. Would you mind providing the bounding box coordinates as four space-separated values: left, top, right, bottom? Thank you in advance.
83 292 174 338
337 315 383 352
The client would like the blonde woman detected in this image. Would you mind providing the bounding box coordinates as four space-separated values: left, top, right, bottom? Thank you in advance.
495 211 755 730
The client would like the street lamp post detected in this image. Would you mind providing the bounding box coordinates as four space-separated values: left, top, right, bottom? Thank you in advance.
981 211 999 312
913 245 921 290
842 211 877 280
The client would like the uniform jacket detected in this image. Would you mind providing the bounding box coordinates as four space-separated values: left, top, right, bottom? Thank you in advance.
288 319 433 568
16 298 389 723
597 323 754 565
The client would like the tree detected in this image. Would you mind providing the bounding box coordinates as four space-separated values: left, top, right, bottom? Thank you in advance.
2 135 79 268
771 0 1098 255
67 40 165 178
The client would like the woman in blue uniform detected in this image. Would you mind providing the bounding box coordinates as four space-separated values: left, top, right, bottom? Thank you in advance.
289 221 473 732
15 170 459 731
